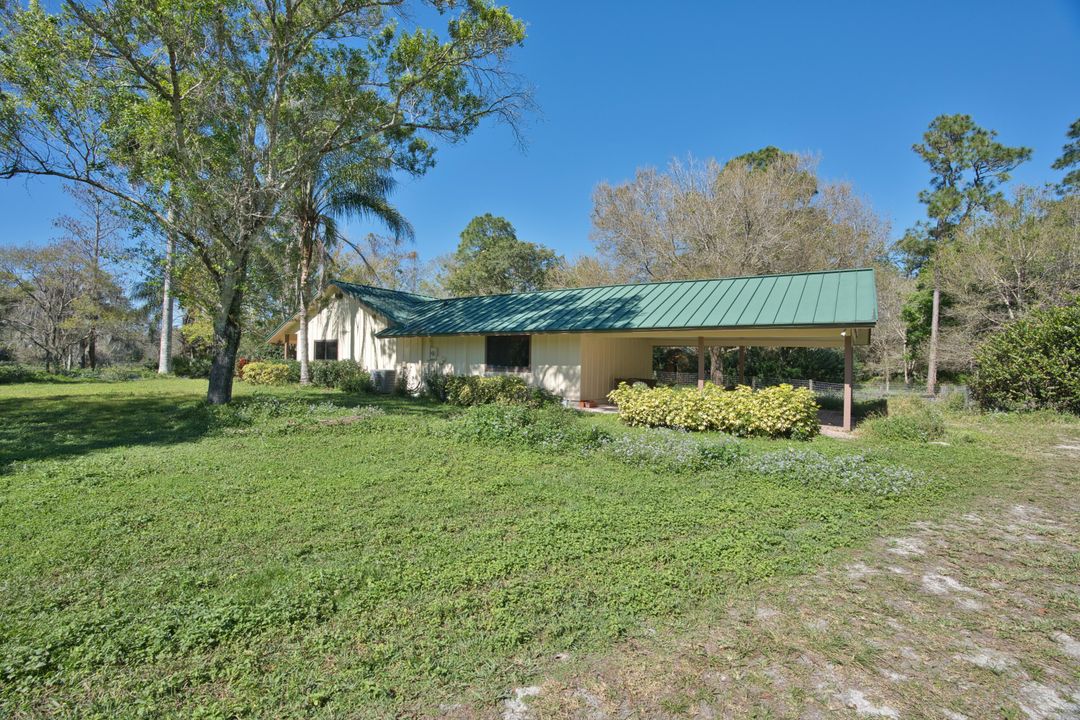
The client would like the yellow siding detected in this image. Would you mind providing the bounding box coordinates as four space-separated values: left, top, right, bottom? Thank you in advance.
304 295 656 402
579 334 654 402
305 295 400 369
532 334 582 402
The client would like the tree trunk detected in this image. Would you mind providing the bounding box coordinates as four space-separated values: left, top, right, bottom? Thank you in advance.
926 283 941 395
297 253 312 385
708 347 724 384
88 328 96 371
206 272 245 405
157 226 175 374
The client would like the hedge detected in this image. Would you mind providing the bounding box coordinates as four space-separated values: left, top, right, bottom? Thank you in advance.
607 382 820 439
422 370 557 407
446 375 556 407
969 297 1080 414
241 362 291 385
308 359 373 393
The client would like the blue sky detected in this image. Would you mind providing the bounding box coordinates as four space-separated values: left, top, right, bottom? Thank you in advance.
2 0 1078 266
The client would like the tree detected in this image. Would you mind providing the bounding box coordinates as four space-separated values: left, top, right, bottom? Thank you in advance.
867 265 914 388
587 150 889 380
936 188 1080 336
1 0 528 403
439 214 561 296
0 242 133 371
909 114 1031 393
52 185 130 369
1052 118 1080 195
589 153 883 282
333 234 423 291
287 157 412 384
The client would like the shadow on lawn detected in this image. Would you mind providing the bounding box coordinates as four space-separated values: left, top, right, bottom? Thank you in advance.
0 387 447 469
0 393 216 468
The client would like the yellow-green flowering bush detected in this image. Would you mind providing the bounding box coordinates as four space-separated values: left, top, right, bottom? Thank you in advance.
240 361 291 386
607 382 819 439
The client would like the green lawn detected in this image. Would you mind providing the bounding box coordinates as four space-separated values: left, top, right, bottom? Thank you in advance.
0 379 1030 718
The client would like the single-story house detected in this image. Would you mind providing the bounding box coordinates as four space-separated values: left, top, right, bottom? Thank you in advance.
268 268 877 430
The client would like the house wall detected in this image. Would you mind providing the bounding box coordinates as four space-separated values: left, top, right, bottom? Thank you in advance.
579 334 654 402
394 333 584 402
305 294 399 369
304 295 653 403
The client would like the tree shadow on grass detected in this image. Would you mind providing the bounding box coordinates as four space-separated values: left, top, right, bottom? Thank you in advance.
0 393 216 469
0 386 450 469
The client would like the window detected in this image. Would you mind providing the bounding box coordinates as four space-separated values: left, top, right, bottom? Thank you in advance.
485 335 530 371
314 340 338 360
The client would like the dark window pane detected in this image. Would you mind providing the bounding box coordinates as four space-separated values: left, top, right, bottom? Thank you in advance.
313 340 338 361
485 335 530 369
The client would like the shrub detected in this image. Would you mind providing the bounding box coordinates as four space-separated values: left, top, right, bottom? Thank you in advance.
0 363 37 384
172 356 212 378
445 375 556 407
969 298 1080 413
97 366 156 382
422 369 556 407
607 382 819 439
861 395 945 442
392 372 411 397
308 359 371 392
285 359 374 393
235 357 251 378
338 368 374 394
745 448 928 497
241 362 291 385
445 404 611 452
420 366 452 402
601 429 743 471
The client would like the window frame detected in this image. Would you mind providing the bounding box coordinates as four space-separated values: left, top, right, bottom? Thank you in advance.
313 339 338 361
484 334 531 373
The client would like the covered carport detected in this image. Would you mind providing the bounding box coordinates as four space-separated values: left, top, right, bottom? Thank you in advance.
577 325 871 431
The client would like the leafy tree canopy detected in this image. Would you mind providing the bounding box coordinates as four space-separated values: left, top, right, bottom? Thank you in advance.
913 114 1031 245
0 0 529 402
440 214 561 296
1052 118 1080 195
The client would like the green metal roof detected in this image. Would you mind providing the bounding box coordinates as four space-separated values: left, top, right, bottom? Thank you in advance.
264 281 435 342
375 268 877 337
330 281 435 324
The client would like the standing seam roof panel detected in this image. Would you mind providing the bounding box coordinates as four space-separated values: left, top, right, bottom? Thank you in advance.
756 275 793 325
769 274 806 325
654 281 713 328
374 269 878 336
684 279 738 327
814 273 841 324
633 281 691 328
736 275 779 325
833 272 857 325
717 279 757 325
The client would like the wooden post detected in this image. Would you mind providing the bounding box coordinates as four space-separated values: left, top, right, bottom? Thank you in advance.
697 336 705 390
283 338 289 360
738 346 746 386
843 331 854 432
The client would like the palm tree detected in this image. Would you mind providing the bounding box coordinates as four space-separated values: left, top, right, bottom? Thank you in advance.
288 157 413 384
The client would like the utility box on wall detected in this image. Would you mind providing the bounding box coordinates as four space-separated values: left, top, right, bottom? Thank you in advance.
371 369 396 394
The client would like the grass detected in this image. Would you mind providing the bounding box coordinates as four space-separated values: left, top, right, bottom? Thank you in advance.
0 379 1049 718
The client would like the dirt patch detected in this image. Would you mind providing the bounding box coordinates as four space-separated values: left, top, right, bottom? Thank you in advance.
510 424 1080 719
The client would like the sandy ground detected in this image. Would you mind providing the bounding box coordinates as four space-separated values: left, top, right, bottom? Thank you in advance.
490 431 1080 719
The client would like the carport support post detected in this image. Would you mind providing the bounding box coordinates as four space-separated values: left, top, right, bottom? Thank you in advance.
738 346 746 385
697 336 705 390
843 331 854 432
